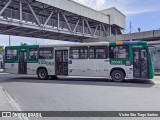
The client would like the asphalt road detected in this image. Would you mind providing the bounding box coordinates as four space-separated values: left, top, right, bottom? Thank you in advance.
0 73 160 120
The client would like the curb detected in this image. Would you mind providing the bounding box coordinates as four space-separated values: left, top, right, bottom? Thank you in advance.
155 74 160 76
0 70 4 73
0 86 29 120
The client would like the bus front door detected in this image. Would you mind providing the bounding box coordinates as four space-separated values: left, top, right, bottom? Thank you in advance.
19 51 27 74
133 48 149 78
55 50 68 75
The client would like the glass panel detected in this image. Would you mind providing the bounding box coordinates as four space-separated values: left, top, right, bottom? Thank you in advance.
133 49 141 78
39 48 53 59
140 49 148 78
70 47 88 59
56 50 68 75
56 51 62 62
79 48 88 59
6 49 17 60
29 48 38 60
63 51 68 62
89 46 107 59
109 46 128 58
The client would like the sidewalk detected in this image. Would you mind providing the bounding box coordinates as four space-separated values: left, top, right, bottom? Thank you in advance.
0 86 21 120
0 86 15 111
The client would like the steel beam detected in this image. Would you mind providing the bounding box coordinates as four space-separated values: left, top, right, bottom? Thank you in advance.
57 11 60 30
62 13 72 32
107 25 111 36
93 25 99 36
82 19 85 34
73 19 80 33
20 30 40 36
85 20 93 35
0 0 12 15
0 26 19 34
102 23 107 36
20 0 22 23
24 0 41 26
44 10 54 26
100 23 102 36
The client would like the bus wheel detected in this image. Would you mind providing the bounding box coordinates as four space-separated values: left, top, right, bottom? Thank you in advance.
111 70 125 82
37 68 49 80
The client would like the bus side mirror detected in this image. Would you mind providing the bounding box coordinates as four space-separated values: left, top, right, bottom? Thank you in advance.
152 47 157 54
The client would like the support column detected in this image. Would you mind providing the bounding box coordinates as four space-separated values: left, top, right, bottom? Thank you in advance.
57 11 60 30
82 19 85 34
107 25 111 36
20 0 22 23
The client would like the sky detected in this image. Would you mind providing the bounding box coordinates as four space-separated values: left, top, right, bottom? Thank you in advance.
1 0 160 47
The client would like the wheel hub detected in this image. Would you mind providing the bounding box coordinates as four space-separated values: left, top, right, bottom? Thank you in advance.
115 73 121 80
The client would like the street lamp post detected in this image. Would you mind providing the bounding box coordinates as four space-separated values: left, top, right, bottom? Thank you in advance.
9 35 11 46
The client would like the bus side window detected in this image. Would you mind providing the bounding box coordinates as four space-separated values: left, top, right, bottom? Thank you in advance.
29 48 38 60
70 47 88 59
6 49 17 60
109 46 129 59
89 46 107 59
39 48 53 59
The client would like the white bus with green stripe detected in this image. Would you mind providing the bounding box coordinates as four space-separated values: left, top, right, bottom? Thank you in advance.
4 41 155 82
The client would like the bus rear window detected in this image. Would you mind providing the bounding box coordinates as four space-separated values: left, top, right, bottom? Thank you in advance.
6 49 17 60
109 46 129 59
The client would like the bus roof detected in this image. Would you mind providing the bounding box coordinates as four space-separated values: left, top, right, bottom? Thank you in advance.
5 41 148 48
109 41 148 46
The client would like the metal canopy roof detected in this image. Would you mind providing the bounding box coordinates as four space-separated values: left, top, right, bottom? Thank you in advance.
0 0 125 41
36 0 109 24
36 0 125 29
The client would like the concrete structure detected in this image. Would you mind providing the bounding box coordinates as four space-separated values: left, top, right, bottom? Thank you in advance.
149 41 160 72
0 0 125 42
100 7 126 35
84 30 160 42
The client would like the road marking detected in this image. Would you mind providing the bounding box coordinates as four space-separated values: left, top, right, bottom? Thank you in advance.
1 87 29 120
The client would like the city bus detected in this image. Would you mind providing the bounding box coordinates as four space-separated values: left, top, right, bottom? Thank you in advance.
4 41 155 82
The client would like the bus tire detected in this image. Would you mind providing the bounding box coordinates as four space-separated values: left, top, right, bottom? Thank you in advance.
111 70 125 82
37 68 49 80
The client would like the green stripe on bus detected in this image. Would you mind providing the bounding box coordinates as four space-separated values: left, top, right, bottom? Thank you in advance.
148 51 154 79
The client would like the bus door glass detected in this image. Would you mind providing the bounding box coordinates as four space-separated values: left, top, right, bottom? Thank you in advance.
55 50 68 75
133 48 148 78
19 51 27 74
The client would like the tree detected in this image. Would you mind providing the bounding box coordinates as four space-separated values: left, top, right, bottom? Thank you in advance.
0 46 4 54
20 43 28 46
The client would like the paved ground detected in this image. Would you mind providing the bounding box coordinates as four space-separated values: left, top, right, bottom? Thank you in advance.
0 73 160 120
